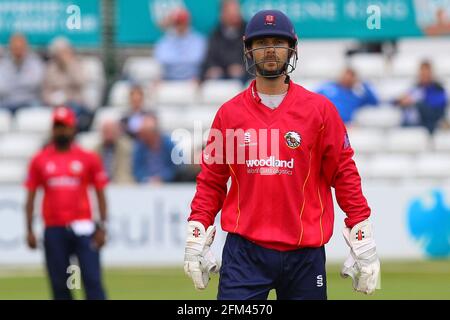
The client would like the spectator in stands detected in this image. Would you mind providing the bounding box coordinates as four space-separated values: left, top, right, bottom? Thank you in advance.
120 84 150 139
42 37 92 132
316 68 379 123
201 0 248 83
95 118 134 184
394 60 448 134
132 114 178 183
154 7 206 81
0 33 44 115
422 7 450 36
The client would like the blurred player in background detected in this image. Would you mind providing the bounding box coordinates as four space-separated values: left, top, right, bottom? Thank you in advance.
24 106 108 300
184 10 380 300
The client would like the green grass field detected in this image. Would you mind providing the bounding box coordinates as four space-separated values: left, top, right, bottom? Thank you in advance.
1 260 449 300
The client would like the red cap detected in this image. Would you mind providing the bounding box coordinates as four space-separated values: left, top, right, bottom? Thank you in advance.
172 8 190 25
52 106 76 127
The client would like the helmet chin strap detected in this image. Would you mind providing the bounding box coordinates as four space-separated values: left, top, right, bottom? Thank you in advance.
284 74 290 84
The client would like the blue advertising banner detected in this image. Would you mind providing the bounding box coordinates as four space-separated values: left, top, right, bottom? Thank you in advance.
116 0 450 45
116 0 220 45
0 0 101 47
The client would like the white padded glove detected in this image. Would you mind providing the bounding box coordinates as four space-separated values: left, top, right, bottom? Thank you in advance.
184 221 220 290
341 219 381 294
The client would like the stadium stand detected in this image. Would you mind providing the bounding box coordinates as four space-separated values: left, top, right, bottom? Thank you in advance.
14 107 53 134
367 154 415 180
386 127 430 153
1 38 449 184
353 105 403 128
0 133 45 160
347 128 386 154
155 81 198 106
0 160 28 184
81 56 106 110
349 53 387 79
122 56 162 83
433 130 450 152
199 79 242 105
108 80 132 108
76 131 101 152
0 109 12 134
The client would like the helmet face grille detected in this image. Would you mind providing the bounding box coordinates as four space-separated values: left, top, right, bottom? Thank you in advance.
243 10 298 79
243 45 298 78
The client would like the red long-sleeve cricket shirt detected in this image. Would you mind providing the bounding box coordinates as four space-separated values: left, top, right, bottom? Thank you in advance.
189 80 371 251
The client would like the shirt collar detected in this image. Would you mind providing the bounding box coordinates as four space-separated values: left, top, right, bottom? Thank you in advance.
248 79 293 104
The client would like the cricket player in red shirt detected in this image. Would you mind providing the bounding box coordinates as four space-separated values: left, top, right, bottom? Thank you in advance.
184 10 380 299
25 106 108 300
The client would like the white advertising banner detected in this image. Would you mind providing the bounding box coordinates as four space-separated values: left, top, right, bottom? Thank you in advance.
0 182 449 267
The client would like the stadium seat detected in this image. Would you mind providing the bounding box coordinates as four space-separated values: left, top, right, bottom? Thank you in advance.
373 78 412 103
76 131 101 151
0 110 12 134
123 56 162 83
390 53 449 78
397 38 450 56
14 107 52 134
0 160 28 184
81 56 106 110
108 81 131 107
199 80 242 105
83 85 104 111
347 127 385 154
444 79 450 100
82 56 105 85
157 106 194 133
432 130 450 152
0 134 45 160
386 127 430 153
155 81 198 106
349 53 386 79
294 55 346 79
432 56 450 77
366 154 415 179
296 78 323 92
352 154 370 179
184 107 217 131
92 107 125 131
353 105 403 128
390 53 425 77
299 40 354 58
414 153 450 179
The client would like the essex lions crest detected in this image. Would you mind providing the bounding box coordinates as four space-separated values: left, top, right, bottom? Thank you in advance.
284 131 301 149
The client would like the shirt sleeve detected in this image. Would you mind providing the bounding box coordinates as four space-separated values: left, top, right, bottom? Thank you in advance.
24 155 42 191
320 99 371 228
362 82 379 106
90 153 108 189
188 108 230 228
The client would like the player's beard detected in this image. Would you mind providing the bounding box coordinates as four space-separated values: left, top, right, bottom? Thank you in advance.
254 56 287 79
255 62 286 78
54 134 73 149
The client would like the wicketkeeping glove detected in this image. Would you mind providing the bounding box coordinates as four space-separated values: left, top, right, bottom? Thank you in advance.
341 219 381 294
184 221 220 290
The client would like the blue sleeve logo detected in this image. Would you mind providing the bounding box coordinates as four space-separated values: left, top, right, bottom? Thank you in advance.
407 189 450 258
